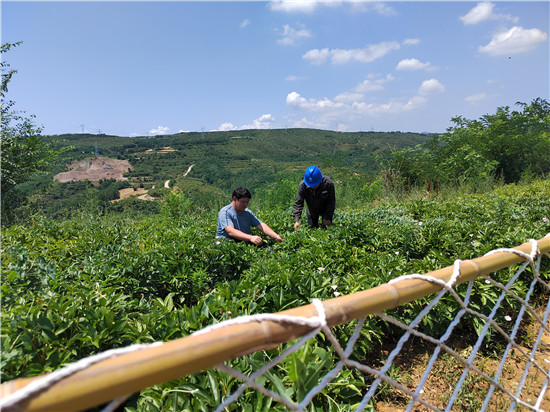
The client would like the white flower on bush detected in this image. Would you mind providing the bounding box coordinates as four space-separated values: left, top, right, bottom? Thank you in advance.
216 241 221 245
333 291 340 297
504 315 512 322
331 285 338 290
318 267 325 272
543 217 548 223
418 221 423 226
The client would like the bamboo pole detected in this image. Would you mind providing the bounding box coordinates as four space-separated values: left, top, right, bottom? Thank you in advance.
1 236 548 412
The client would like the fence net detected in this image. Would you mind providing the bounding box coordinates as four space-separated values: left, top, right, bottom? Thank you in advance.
206 240 550 412
1 236 549 412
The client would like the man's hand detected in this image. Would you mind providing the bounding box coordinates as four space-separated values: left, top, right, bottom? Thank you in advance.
293 221 301 231
257 222 283 243
249 235 264 245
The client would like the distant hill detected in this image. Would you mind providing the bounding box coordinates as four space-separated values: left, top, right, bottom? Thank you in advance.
47 128 433 193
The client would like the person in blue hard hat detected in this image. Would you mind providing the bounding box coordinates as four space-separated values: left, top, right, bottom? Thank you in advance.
217 187 283 245
293 166 335 230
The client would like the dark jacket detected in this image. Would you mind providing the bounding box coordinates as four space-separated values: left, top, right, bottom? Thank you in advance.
293 176 335 222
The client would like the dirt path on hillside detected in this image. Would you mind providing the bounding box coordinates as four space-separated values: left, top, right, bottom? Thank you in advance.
163 164 193 190
183 164 194 176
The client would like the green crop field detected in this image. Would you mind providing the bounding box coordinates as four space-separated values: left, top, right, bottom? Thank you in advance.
2 179 549 410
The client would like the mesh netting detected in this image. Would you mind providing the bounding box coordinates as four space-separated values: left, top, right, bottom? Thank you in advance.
209 244 549 411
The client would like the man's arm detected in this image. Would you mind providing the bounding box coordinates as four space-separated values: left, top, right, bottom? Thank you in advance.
257 222 283 242
224 225 263 245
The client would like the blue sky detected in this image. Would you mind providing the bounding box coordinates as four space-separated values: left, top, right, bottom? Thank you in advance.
1 1 548 137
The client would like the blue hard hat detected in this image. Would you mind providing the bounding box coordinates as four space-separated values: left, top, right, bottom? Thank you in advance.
304 166 322 187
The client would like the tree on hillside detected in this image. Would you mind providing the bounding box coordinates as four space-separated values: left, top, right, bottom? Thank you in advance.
1 42 70 224
388 98 550 189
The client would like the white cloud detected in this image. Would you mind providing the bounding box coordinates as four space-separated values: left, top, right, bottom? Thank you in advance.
268 0 319 13
465 93 487 103
359 2 395 16
286 91 305 105
285 75 304 81
240 19 251 29
218 114 277 131
334 91 364 103
460 2 519 25
302 48 331 65
290 116 327 129
396 58 434 71
460 2 495 25
418 79 445 96
278 24 312 46
242 114 277 129
353 74 394 93
268 0 395 14
351 96 427 116
286 76 445 130
286 92 344 111
149 125 170 135
479 26 548 56
403 38 420 46
218 122 238 131
303 41 400 65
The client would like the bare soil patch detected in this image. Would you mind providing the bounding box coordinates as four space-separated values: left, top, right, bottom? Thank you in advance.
53 157 167 202
54 157 132 184
372 308 550 411
144 146 176 154
111 187 156 202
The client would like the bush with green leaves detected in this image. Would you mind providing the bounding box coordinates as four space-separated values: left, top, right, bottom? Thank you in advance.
1 42 73 224
388 98 550 188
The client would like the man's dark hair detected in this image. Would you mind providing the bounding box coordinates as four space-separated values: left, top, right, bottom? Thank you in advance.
233 187 251 200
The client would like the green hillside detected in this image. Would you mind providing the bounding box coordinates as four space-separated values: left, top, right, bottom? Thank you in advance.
51 128 431 187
